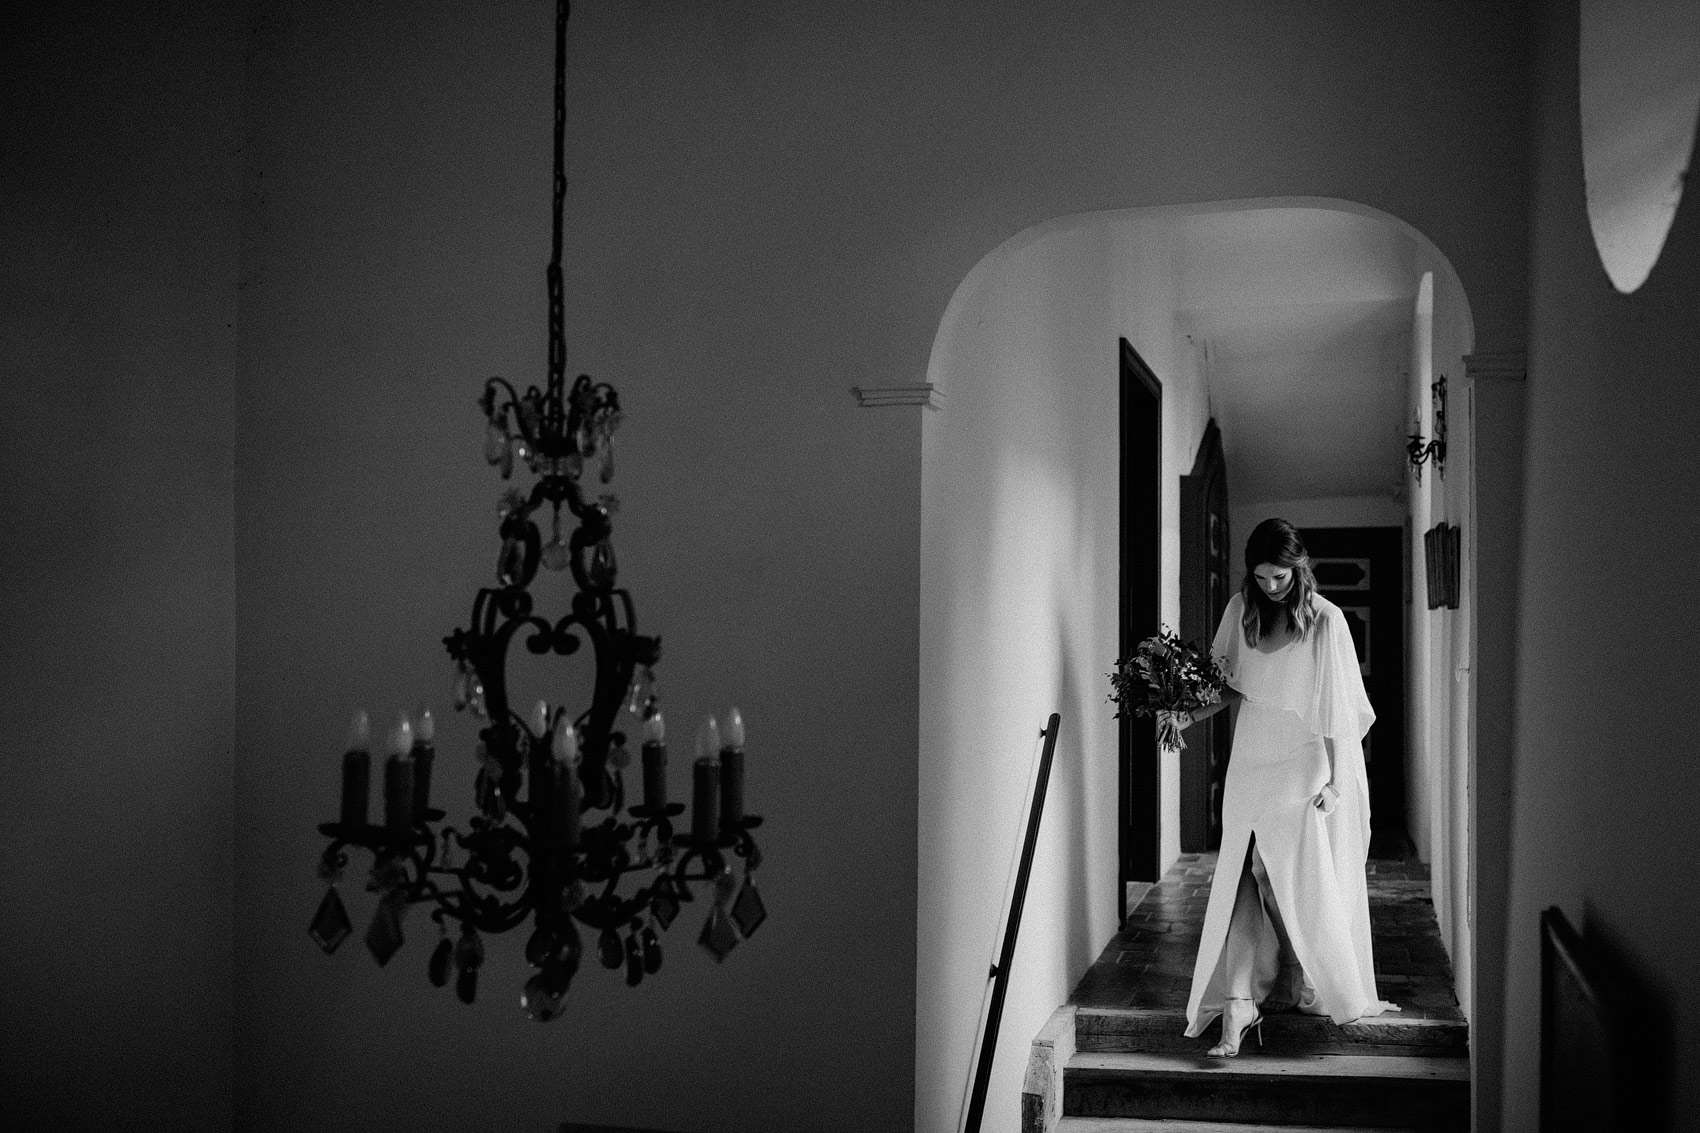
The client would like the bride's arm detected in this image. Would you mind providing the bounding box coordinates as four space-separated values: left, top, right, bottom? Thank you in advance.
1314 736 1340 811
1181 687 1242 728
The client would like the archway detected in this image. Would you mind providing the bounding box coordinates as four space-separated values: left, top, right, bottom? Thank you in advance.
916 197 1494 1131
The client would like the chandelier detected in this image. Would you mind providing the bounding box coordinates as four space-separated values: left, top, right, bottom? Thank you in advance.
307 0 766 1019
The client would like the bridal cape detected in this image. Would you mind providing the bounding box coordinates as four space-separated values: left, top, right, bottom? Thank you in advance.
1183 592 1391 1034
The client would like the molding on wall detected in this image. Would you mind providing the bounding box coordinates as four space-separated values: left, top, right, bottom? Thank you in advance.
850 383 944 409
1462 352 1527 382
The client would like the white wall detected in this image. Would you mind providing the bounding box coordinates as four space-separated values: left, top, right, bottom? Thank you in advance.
1501 2 1700 1126
0 4 238 1128
919 207 1211 1133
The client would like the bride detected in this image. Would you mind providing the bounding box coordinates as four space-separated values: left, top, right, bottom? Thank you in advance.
1175 518 1396 1056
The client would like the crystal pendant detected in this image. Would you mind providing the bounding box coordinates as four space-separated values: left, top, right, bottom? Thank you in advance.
455 926 485 973
597 927 623 970
525 927 558 967
641 924 663 973
521 971 567 1021
624 932 644 987
558 919 583 968
731 875 768 940
588 539 616 586
364 897 405 966
651 885 680 930
309 886 353 954
698 907 740 963
496 537 524 587
484 419 508 464
456 966 479 1005
428 937 453 987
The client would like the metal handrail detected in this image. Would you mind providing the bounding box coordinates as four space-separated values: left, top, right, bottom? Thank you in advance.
960 712 1062 1133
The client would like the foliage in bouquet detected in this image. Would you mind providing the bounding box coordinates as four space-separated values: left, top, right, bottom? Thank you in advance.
1107 625 1229 750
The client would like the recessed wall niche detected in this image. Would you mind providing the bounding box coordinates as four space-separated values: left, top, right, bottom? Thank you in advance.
1579 0 1700 293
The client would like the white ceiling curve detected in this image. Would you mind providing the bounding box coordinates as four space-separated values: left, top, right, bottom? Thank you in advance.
1174 206 1423 507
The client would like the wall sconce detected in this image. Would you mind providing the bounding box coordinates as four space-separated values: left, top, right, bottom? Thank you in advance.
1406 374 1448 483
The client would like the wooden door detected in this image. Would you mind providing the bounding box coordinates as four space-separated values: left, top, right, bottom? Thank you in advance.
1179 421 1231 851
1299 526 1406 841
1119 339 1163 894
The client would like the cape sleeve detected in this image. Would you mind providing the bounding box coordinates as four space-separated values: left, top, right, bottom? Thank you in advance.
1210 593 1244 689
1310 602 1376 740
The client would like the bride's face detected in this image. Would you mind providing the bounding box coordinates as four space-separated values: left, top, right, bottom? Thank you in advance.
1252 562 1294 602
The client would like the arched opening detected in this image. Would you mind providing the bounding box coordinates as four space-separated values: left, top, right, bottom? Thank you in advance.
917 198 1489 1130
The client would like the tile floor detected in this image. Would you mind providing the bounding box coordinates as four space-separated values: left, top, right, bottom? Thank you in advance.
1070 851 1464 1026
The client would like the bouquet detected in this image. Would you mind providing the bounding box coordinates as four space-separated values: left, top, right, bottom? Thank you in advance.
1108 625 1229 751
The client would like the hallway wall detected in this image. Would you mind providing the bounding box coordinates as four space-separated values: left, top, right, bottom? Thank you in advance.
0 3 238 1128
919 209 1211 1133
1502 2 1700 1127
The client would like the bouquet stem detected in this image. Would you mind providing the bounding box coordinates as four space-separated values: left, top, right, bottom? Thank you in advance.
1156 711 1186 752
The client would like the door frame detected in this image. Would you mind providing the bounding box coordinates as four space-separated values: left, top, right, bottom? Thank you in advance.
1118 338 1162 910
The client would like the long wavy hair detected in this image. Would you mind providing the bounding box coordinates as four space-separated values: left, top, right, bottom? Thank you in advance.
1239 518 1319 646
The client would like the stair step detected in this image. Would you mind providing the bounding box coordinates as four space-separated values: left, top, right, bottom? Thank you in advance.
1075 1006 1468 1058
1059 1119 1429 1133
1063 1050 1469 1129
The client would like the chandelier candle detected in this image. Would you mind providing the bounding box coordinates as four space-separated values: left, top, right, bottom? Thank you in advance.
529 701 554 832
692 716 722 845
552 724 581 848
384 715 415 837
640 712 667 810
340 710 371 830
411 708 435 816
719 707 745 830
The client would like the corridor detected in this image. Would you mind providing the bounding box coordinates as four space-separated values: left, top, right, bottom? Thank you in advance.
1055 853 1468 1129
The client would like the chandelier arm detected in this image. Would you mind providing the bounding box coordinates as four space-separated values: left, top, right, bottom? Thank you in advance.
482 377 527 430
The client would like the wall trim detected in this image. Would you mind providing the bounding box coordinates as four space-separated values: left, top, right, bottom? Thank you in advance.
851 383 944 409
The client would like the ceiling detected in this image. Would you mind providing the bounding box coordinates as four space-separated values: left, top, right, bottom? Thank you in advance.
1173 207 1425 507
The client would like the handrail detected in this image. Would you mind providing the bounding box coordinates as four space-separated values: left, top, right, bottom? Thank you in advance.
960 712 1062 1133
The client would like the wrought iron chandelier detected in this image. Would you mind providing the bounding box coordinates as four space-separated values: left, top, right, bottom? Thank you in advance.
308 0 766 1019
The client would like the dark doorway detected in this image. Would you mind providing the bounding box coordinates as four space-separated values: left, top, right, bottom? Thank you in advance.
1299 526 1408 853
1119 338 1162 906
1179 419 1231 852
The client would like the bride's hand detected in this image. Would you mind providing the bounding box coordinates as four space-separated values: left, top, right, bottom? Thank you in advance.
1313 782 1340 814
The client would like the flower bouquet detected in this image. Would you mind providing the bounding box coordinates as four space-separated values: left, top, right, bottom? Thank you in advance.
1108 625 1229 751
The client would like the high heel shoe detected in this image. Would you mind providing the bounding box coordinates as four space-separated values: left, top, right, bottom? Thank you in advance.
1206 997 1263 1057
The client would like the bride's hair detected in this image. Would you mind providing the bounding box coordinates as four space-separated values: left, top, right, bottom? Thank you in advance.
1240 518 1319 646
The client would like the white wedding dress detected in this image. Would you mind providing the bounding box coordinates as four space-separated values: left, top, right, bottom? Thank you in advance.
1183 592 1393 1034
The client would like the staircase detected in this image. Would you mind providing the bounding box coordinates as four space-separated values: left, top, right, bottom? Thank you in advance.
1024 854 1470 1132
1060 1006 1467 1130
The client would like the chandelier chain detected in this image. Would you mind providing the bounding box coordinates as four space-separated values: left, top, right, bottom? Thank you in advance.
547 0 569 393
